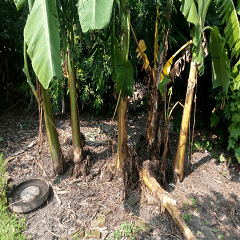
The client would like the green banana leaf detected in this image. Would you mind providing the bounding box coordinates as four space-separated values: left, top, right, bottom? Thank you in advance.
180 0 198 25
14 0 27 10
77 0 114 32
111 35 133 96
209 26 230 95
111 35 123 83
181 0 212 74
191 24 204 74
216 0 240 58
24 0 62 89
198 0 212 28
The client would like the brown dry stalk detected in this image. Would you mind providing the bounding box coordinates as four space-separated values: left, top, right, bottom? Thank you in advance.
141 161 197 240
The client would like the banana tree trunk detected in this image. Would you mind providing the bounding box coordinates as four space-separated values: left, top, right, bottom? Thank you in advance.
67 49 83 168
173 61 198 182
116 0 130 171
117 94 128 169
41 83 66 175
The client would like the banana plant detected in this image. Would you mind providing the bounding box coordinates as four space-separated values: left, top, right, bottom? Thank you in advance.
14 0 66 175
173 0 239 182
132 0 174 184
57 0 84 176
111 1 134 171
77 0 134 171
14 0 114 176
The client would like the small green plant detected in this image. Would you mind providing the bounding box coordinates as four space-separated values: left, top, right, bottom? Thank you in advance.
193 140 212 152
220 233 224 239
221 170 227 177
182 213 189 221
213 227 217 232
219 153 225 163
0 153 26 239
184 202 188 210
107 222 141 240
0 137 3 141
211 151 218 159
197 231 201 235
112 228 121 240
182 213 192 222
191 198 196 207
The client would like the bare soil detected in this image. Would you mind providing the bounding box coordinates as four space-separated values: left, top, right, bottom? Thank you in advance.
0 103 240 240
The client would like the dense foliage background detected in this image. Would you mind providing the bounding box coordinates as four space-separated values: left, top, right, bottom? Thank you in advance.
1 0 239 158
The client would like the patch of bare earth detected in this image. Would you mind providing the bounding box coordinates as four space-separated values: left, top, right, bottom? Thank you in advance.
0 107 240 240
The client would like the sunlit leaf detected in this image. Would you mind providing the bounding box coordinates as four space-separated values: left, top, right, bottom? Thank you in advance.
163 56 174 76
24 0 62 89
77 0 114 32
180 0 198 25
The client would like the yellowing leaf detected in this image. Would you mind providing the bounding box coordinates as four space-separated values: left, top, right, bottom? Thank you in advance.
136 39 147 53
163 56 174 76
142 53 150 71
137 52 142 59
160 73 164 81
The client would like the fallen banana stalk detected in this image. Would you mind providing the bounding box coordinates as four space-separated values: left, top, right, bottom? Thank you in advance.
141 160 197 240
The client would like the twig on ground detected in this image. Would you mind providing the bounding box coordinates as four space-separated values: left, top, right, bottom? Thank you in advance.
43 220 82 238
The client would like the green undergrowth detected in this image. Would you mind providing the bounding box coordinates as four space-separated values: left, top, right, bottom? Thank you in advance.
0 153 26 239
107 222 142 240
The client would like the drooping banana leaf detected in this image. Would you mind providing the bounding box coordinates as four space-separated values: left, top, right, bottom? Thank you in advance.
198 0 212 28
191 24 205 74
14 0 27 10
209 26 230 95
77 0 114 32
180 0 198 25
24 0 62 89
111 34 133 96
111 35 123 83
216 0 240 58
22 40 37 100
181 1 212 74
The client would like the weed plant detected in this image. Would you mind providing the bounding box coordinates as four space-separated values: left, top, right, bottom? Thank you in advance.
0 153 26 239
107 222 142 240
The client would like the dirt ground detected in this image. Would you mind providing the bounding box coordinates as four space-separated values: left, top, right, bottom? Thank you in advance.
0 101 240 240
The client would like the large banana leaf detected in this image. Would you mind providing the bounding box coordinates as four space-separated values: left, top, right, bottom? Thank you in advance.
209 26 230 95
24 0 62 89
77 0 114 32
14 0 27 10
216 0 240 58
